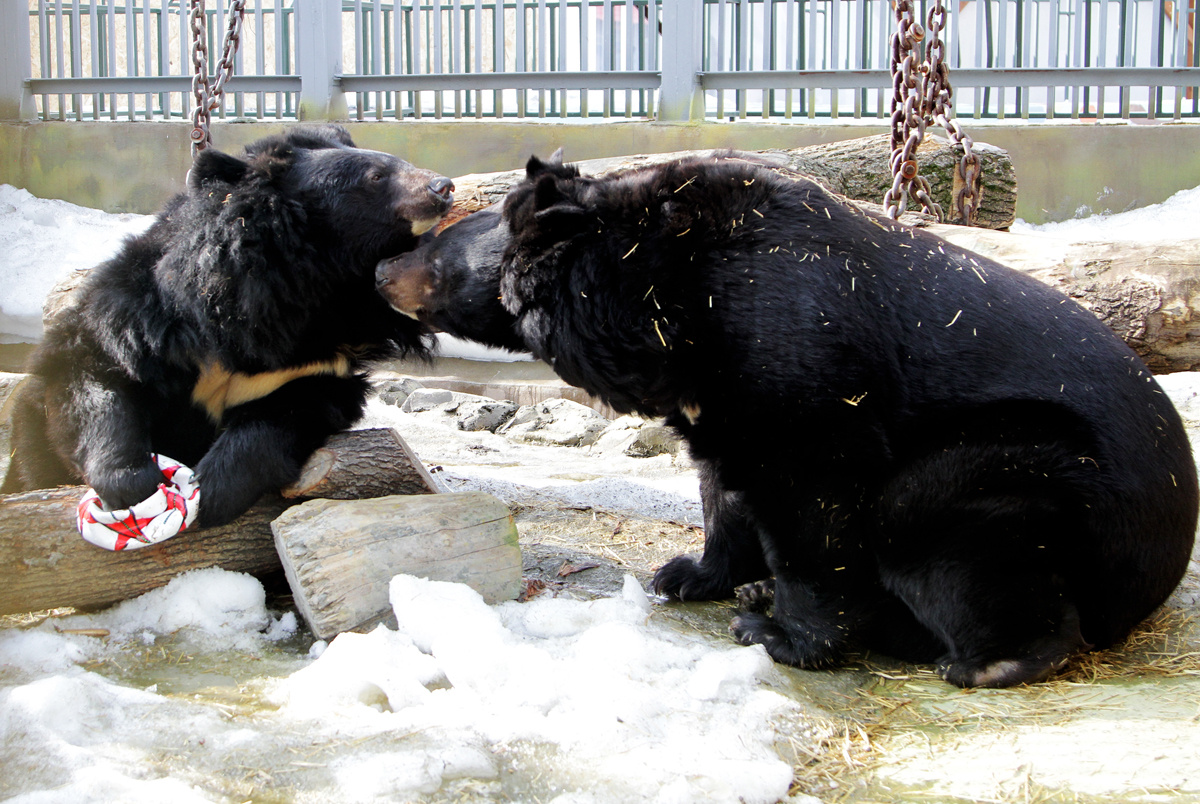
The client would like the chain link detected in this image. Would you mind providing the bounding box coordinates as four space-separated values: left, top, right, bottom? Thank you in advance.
189 0 246 157
884 0 983 225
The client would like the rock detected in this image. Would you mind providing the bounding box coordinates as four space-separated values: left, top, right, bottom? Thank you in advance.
593 415 683 457
499 398 611 447
400 387 455 412
399 387 519 433
457 399 519 432
375 376 425 407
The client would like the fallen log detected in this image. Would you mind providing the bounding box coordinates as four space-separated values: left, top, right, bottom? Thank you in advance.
0 487 290 616
273 492 522 640
0 426 440 616
281 427 439 499
443 133 1017 230
925 223 1200 374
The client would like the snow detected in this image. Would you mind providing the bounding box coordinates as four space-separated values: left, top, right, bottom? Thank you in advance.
2 181 1200 803
1012 182 1200 241
0 185 153 344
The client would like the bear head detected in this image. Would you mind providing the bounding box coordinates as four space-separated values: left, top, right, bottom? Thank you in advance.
374 204 528 354
186 125 455 276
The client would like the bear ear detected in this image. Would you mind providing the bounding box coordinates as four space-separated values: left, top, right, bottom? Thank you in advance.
187 149 250 192
530 176 588 234
525 150 578 181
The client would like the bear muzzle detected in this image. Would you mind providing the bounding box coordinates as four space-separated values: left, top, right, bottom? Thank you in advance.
376 254 435 320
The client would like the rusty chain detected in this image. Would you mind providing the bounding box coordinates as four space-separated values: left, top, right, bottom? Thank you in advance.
884 0 982 225
189 0 246 157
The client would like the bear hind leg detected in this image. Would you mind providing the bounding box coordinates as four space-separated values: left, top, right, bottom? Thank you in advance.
878 440 1095 688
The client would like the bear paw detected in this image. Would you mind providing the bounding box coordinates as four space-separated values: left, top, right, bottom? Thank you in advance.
652 555 737 601
729 612 843 669
735 579 775 613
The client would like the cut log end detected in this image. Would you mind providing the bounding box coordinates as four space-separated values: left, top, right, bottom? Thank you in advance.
272 491 522 640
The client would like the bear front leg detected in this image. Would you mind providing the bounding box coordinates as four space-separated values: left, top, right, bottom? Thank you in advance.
194 374 370 527
68 375 165 510
652 458 770 600
729 573 862 669
726 485 878 669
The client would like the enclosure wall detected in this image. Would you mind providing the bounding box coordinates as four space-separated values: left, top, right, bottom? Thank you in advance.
2 119 1199 224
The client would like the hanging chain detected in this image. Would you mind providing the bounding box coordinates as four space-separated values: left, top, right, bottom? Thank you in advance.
884 0 983 225
189 0 247 157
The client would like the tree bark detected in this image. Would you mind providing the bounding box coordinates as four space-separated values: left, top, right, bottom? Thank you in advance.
442 133 1018 230
281 427 439 499
923 223 1200 374
0 427 442 616
0 487 289 616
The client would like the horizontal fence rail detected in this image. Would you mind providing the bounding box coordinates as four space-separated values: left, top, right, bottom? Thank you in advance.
12 0 1200 123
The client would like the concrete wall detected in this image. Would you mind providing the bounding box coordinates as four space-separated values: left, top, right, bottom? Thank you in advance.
2 119 1200 223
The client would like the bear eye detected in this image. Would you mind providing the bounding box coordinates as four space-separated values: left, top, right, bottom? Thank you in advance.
366 171 385 184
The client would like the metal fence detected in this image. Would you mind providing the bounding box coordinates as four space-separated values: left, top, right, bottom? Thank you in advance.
12 0 1200 124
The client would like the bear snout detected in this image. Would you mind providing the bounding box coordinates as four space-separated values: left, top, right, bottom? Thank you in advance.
428 175 455 200
376 255 434 320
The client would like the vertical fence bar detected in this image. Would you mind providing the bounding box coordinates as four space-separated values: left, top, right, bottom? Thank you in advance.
996 0 1009 118
829 0 839 117
141 0 151 119
451 0 463 117
434 0 445 118
1174 0 1188 116
493 0 504 116
1080 0 1089 116
0 0 34 121
93 0 103 120
516 0 527 116
376 0 388 119
1150 0 1164 117
557 0 567 117
296 0 346 120
624 0 635 116
537 0 547 116
600 0 611 116
55 0 66 120
660 0 702 119
1097 0 1110 118
806 0 817 117
580 0 590 117
37 1 50 120
72 0 84 119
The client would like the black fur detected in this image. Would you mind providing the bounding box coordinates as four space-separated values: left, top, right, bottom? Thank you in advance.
3 125 453 527
380 152 1198 688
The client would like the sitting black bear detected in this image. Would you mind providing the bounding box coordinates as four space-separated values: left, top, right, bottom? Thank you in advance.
3 125 453 528
377 153 1198 688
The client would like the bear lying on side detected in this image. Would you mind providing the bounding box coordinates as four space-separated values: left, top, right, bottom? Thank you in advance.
2 125 453 528
378 152 1199 688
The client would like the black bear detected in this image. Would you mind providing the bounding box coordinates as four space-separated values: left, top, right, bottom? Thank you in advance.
2 125 453 528
378 152 1198 688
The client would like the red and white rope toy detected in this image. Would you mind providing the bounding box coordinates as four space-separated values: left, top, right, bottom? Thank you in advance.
76 454 201 551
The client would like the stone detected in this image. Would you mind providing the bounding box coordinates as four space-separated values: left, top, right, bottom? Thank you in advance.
457 399 519 432
499 398 610 447
375 376 425 407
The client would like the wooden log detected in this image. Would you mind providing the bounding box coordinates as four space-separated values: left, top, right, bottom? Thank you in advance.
281 427 439 499
780 133 1018 229
0 426 440 616
0 487 289 616
443 134 1017 231
925 223 1200 373
272 492 522 640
